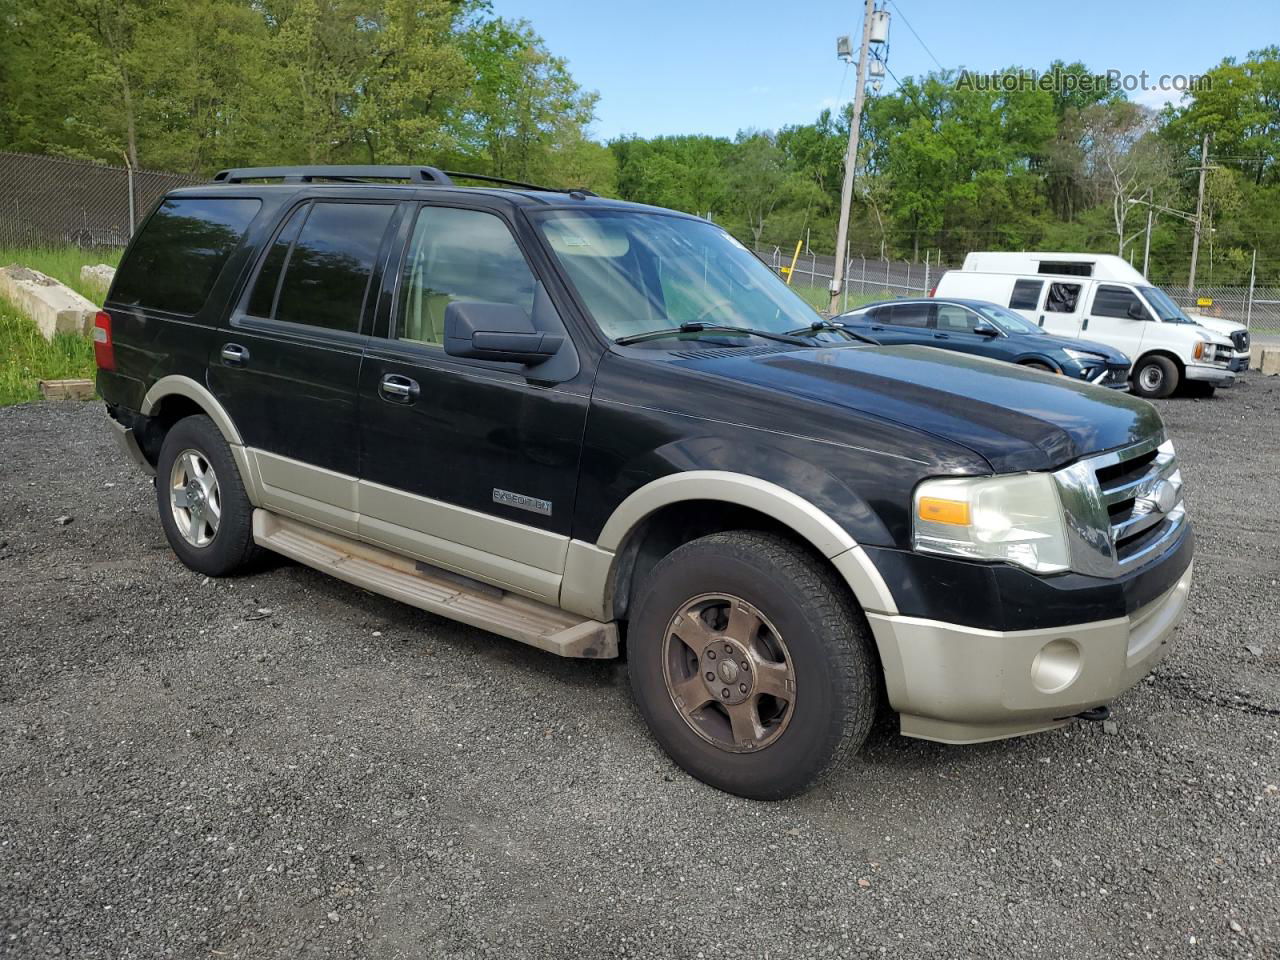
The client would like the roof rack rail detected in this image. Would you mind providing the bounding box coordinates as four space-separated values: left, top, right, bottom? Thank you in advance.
443 170 596 196
211 165 454 185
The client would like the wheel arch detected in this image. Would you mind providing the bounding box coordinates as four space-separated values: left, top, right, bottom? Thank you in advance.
142 375 243 446
1133 349 1185 376
139 375 261 505
561 471 897 625
1016 355 1062 373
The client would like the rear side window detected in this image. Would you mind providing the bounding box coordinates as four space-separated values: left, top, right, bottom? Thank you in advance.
1045 282 1082 313
1009 279 1043 310
113 197 260 314
888 303 932 328
245 201 395 334
1092 284 1148 320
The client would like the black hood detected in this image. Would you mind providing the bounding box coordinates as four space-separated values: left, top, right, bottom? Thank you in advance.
674 344 1163 472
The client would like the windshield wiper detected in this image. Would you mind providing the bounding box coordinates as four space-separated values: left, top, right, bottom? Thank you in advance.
786 319 881 346
615 322 812 347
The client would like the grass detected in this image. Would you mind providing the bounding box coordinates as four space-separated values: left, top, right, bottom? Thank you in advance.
787 280 890 315
0 245 121 301
0 246 117 406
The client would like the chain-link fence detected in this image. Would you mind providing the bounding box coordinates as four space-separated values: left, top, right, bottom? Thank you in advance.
759 244 1280 336
0 151 201 249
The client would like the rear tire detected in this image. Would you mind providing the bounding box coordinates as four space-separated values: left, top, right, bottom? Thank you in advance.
155 414 259 577
1131 355 1179 398
628 531 878 800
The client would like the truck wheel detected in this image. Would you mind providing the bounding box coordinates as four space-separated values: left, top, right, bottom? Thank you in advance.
155 414 259 577
628 531 878 800
1132 356 1179 398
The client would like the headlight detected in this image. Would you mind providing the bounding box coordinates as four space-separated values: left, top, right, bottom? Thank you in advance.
1063 348 1106 364
913 473 1070 573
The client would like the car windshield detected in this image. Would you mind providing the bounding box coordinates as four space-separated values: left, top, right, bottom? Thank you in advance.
532 209 821 341
1137 285 1196 324
972 302 1043 335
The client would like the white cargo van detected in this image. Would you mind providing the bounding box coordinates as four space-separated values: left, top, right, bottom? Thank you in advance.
934 252 1239 398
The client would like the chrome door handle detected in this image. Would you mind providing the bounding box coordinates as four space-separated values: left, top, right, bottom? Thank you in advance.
379 374 419 403
221 343 249 365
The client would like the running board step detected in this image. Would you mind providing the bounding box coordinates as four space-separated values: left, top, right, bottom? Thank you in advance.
252 510 618 659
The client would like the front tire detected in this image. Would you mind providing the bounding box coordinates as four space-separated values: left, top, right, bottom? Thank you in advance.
628 531 879 800
155 415 259 577
1131 355 1179 398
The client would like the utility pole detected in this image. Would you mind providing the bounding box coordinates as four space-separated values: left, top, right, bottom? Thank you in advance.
1142 191 1153 278
828 0 876 315
1187 132 1210 295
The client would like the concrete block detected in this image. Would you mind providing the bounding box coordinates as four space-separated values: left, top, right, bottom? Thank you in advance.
38 378 96 401
80 263 116 292
0 265 97 340
1260 349 1280 377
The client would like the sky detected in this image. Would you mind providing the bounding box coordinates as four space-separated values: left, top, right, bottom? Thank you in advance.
489 0 1278 140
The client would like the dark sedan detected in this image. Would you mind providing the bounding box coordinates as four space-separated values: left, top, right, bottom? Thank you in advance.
824 297 1131 389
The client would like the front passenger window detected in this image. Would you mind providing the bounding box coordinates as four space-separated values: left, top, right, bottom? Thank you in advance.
396 206 536 346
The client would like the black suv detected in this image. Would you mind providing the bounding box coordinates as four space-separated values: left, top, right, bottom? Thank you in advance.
97 165 1194 799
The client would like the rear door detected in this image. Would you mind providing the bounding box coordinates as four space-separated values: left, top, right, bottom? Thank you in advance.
209 197 400 533
355 200 589 603
1084 283 1148 361
862 302 934 344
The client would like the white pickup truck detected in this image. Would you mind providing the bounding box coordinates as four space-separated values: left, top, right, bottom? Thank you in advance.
934 252 1243 398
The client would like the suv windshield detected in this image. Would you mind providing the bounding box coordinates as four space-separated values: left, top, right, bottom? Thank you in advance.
533 209 821 341
972 302 1043 335
1137 285 1196 324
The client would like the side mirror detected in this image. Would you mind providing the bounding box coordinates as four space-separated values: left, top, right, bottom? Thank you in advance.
443 300 564 365
1127 301 1149 321
973 322 999 337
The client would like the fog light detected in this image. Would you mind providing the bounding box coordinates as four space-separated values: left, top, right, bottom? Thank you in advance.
1031 638 1082 693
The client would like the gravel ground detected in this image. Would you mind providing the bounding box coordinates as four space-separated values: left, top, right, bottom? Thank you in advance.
2 377 1278 960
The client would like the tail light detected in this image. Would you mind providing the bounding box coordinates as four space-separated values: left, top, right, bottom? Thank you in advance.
93 310 115 371
927 285 937 298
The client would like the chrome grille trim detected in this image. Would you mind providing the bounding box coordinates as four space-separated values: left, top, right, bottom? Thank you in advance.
1052 437 1186 578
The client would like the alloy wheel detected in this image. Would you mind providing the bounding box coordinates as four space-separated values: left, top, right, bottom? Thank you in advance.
169 448 221 548
661 593 796 753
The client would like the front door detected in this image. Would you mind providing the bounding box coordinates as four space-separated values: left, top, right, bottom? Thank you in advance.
209 198 400 533
1084 283 1148 363
356 202 590 604
931 303 1002 358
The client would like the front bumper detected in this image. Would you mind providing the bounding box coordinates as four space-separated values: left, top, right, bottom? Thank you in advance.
1184 362 1236 385
865 563 1191 743
1228 353 1250 373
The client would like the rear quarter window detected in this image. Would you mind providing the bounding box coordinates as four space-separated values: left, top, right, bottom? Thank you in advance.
112 197 261 315
1009 279 1043 310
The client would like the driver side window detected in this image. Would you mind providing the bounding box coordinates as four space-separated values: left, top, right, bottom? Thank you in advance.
1093 284 1148 321
935 304 980 332
396 206 536 346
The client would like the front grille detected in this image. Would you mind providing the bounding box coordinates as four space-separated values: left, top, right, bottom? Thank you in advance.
1093 440 1184 569
1054 438 1186 577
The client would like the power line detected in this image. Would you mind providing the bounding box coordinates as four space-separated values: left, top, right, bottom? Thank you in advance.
886 0 946 73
